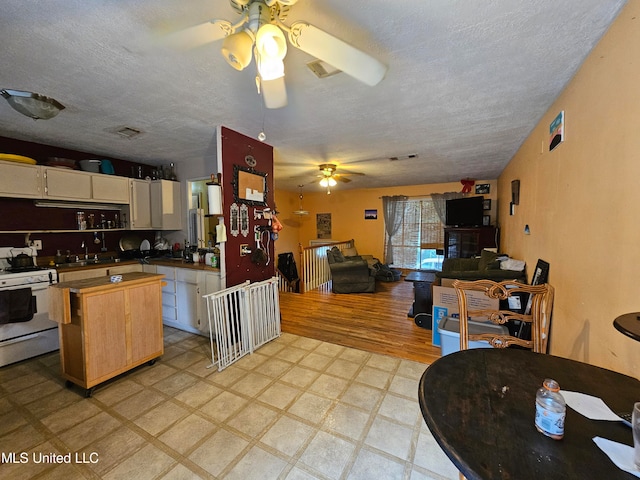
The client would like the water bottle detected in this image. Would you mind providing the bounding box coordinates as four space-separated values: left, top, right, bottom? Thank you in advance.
535 378 566 439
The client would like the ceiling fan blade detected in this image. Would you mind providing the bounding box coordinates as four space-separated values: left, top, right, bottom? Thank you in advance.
334 175 351 183
261 76 288 109
288 22 387 86
163 20 233 50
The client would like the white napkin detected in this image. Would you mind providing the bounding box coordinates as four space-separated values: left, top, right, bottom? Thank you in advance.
561 390 623 421
593 437 640 477
216 223 227 243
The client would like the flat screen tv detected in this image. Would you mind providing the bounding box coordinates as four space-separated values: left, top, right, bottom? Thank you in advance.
445 196 484 227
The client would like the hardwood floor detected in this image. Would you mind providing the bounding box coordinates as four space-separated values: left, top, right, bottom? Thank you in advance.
279 276 443 365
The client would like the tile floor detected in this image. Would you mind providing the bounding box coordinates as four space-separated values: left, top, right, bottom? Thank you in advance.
0 327 458 480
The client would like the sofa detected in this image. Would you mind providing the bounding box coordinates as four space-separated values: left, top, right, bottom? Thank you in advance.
435 249 527 284
326 246 376 293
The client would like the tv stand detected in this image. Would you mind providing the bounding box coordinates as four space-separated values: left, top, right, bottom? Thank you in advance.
444 227 498 258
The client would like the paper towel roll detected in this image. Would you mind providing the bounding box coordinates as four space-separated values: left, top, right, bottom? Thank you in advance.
207 184 223 216
216 223 227 243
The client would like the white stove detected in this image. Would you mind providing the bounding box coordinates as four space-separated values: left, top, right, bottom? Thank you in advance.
0 246 59 367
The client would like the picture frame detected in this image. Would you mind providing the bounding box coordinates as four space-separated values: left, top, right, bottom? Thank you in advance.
364 209 377 220
231 164 268 207
482 215 490 226
475 183 490 194
482 199 491 211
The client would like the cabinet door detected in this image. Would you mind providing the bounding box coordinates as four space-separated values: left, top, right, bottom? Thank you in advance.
176 280 200 330
84 290 128 382
44 168 92 200
128 282 163 363
129 179 151 229
107 264 142 275
92 175 129 203
151 180 182 230
0 161 42 198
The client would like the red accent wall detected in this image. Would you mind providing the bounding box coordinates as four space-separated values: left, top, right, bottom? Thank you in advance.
221 126 275 287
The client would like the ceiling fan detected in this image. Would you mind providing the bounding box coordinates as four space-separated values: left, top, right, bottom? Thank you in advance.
163 0 387 109
315 163 365 193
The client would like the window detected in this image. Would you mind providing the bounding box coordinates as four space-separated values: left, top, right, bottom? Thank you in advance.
387 198 445 270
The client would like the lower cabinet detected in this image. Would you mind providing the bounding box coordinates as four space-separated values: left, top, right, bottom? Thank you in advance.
157 265 221 335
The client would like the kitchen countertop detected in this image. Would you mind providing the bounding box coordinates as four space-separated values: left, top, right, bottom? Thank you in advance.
53 272 166 293
48 257 220 273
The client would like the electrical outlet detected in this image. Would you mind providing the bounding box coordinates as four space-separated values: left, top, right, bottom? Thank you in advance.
240 244 250 256
31 240 43 250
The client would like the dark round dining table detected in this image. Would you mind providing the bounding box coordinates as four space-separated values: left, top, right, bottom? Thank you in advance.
418 348 640 480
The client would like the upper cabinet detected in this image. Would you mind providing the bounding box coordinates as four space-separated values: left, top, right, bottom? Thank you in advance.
43 168 92 200
129 179 152 230
151 180 182 230
0 161 42 198
92 175 130 204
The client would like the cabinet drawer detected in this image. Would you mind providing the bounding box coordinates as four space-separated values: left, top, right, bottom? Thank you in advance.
162 306 178 322
162 279 176 293
177 268 199 284
162 293 176 308
156 266 175 280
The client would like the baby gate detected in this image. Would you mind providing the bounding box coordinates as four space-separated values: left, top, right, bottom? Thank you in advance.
203 277 281 371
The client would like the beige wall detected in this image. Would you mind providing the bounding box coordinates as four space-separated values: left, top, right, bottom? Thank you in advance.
498 2 640 377
274 179 497 261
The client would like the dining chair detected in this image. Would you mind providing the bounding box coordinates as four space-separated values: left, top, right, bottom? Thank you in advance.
452 279 555 353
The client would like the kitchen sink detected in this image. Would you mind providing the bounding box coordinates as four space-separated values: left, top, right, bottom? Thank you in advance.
56 258 123 269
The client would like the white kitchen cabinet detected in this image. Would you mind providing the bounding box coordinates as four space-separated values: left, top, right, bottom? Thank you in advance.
44 168 92 200
151 180 182 230
128 179 152 229
0 161 42 198
157 266 221 335
92 175 130 204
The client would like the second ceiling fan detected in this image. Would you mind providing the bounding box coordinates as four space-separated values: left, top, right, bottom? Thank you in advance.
165 0 387 109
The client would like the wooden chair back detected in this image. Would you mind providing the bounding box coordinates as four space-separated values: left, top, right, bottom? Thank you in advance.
451 279 554 353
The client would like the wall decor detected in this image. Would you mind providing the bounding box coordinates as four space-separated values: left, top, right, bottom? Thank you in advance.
511 180 520 205
232 164 267 206
482 199 492 211
230 203 239 237
240 203 249 237
549 111 565 151
365 209 377 220
316 213 332 239
475 183 490 194
482 215 491 226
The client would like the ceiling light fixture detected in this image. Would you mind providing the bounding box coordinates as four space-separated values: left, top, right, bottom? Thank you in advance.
293 184 309 215
1 89 65 120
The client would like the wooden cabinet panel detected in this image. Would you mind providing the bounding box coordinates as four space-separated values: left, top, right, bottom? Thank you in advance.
129 179 152 229
151 180 182 230
92 175 129 203
85 290 128 381
0 161 41 198
44 168 92 200
129 283 163 363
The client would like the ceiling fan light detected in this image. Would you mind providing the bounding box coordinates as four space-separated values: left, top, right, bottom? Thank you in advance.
258 56 284 81
256 24 287 60
319 178 329 188
328 177 337 187
221 30 254 71
1 89 65 120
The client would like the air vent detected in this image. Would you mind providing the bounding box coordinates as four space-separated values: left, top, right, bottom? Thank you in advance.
115 126 143 139
389 154 419 161
307 59 341 79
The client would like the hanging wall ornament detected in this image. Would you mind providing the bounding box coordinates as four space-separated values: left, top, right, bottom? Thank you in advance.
230 203 240 237
460 179 475 193
240 204 249 237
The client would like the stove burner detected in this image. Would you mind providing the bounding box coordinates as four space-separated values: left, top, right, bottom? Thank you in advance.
5 266 44 273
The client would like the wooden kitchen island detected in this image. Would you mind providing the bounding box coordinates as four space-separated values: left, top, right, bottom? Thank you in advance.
49 272 165 396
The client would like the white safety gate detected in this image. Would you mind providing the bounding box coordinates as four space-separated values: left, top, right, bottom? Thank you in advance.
203 277 281 371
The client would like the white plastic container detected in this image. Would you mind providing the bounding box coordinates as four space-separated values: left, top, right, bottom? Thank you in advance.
438 316 509 356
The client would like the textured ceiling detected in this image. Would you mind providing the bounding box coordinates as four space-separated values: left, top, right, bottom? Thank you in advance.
0 0 626 193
